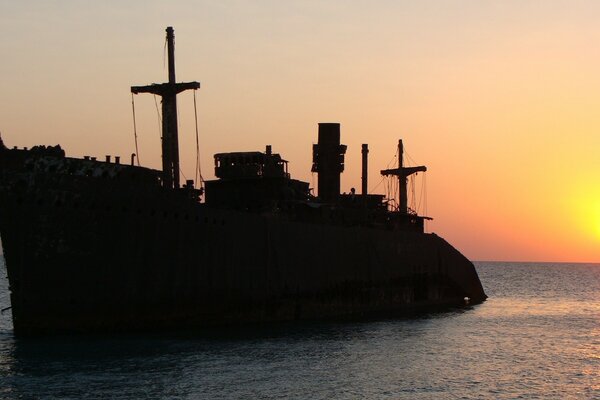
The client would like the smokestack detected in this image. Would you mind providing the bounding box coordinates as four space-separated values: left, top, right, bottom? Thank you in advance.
311 123 347 203
361 144 368 197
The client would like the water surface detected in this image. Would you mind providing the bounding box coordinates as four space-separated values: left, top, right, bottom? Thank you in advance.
0 261 598 399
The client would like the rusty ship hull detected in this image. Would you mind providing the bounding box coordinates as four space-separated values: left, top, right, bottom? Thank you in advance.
0 151 485 335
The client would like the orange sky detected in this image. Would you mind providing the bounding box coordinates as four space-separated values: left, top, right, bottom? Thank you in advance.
1 1 599 262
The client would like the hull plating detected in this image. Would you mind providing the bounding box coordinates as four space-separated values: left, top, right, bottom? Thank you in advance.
0 165 486 335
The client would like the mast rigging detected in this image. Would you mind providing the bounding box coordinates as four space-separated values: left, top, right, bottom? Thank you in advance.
380 139 427 214
131 26 200 189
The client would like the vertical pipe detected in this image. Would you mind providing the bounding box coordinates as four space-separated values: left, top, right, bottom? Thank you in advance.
361 144 368 197
163 26 180 188
166 27 176 84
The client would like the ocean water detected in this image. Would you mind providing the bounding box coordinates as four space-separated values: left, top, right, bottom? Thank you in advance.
0 260 598 399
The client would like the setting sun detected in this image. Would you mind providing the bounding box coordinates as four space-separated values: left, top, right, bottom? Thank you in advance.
593 202 600 239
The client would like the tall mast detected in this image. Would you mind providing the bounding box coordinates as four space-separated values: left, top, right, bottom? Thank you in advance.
380 139 427 214
131 27 200 189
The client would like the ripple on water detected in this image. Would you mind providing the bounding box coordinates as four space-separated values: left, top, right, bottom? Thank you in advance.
0 261 598 399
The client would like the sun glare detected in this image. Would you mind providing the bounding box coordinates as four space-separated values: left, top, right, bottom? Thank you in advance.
569 188 600 244
594 202 600 239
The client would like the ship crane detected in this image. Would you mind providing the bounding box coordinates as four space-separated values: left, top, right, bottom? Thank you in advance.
380 139 426 214
131 27 200 189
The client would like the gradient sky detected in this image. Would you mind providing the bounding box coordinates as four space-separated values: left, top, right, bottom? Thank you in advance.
1 1 599 262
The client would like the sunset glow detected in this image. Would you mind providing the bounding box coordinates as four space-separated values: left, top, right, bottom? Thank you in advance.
1 1 599 262
584 199 600 241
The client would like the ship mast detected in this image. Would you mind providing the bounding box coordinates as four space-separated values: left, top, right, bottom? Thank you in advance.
131 27 200 189
380 140 427 214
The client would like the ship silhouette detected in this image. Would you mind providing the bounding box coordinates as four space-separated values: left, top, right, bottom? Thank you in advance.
0 27 486 335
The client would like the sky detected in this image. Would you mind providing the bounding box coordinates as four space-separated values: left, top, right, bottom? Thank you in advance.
1 1 599 262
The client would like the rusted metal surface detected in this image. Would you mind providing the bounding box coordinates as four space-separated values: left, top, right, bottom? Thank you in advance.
0 144 485 335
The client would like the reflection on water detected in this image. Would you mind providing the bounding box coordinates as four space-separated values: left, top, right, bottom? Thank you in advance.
0 261 599 399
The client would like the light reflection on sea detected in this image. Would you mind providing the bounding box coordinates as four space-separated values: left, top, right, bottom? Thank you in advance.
0 261 598 399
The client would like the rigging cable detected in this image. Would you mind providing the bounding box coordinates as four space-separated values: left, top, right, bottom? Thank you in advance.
369 176 385 193
153 95 162 140
417 171 424 213
410 174 416 213
405 149 417 166
180 167 188 182
394 175 399 211
423 172 428 231
193 89 204 187
405 144 414 212
380 147 399 210
163 36 167 71
386 177 390 207
131 93 141 166
385 152 396 169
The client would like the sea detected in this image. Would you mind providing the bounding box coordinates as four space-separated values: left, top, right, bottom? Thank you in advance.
0 260 598 399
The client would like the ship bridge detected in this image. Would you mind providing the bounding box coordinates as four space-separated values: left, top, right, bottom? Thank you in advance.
205 146 309 211
214 146 289 180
